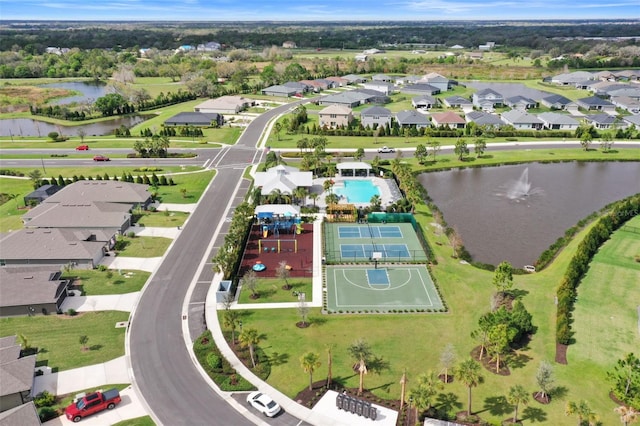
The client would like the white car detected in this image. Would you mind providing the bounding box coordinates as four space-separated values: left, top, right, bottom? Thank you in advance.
246 391 281 417
378 146 395 153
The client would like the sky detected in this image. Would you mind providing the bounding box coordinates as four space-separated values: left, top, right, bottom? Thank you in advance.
0 0 638 21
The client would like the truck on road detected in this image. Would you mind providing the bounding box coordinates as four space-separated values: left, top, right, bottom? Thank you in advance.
65 388 122 422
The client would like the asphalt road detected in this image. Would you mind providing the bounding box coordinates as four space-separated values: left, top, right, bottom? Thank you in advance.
128 101 307 426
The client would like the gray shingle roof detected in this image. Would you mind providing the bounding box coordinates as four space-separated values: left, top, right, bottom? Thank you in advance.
0 266 68 308
0 402 41 426
34 181 150 206
164 112 221 126
537 112 580 126
395 110 430 126
577 96 614 107
360 106 392 117
0 355 35 396
541 94 572 106
501 110 543 125
0 228 106 261
465 111 504 126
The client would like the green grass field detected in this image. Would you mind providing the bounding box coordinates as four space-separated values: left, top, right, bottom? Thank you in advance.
237 278 313 304
63 269 150 296
0 311 129 371
135 210 189 227
116 236 172 257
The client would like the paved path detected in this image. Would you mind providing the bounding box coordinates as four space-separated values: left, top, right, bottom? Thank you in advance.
34 357 130 396
101 256 163 273
61 292 139 313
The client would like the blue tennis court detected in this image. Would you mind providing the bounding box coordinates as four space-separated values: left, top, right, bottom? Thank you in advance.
340 244 411 259
338 225 403 239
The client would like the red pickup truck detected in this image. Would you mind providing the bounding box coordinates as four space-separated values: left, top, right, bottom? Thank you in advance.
65 388 122 422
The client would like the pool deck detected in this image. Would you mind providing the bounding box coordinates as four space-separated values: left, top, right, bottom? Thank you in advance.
312 176 402 209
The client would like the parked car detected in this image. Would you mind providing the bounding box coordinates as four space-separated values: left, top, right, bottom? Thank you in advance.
65 388 122 422
93 155 110 161
75 145 89 150
246 391 281 417
378 146 395 153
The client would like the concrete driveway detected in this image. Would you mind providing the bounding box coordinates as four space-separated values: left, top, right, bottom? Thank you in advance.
61 292 139 313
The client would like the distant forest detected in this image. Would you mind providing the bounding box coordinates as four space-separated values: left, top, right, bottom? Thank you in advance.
1 20 640 52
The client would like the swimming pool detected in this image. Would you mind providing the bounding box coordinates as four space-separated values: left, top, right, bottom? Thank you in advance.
333 179 380 204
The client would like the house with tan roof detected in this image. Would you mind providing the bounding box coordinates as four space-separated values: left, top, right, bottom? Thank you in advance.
194 95 255 114
431 111 466 129
318 105 353 128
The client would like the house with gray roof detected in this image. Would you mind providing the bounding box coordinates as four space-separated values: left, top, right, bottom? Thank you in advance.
622 114 640 127
262 84 298 97
194 95 255 114
0 335 36 413
318 91 369 107
412 95 437 110
342 74 367 84
443 95 473 109
0 401 40 425
362 81 395 95
395 110 430 129
611 96 640 114
356 89 391 104
254 165 313 196
583 114 622 130
576 96 616 113
418 72 450 92
283 81 312 93
465 111 504 128
164 112 223 127
395 75 422 85
607 86 640 100
0 228 108 269
400 83 440 96
34 181 151 208
551 71 595 85
325 76 349 87
371 74 393 82
615 70 640 81
319 105 354 128
360 106 392 129
540 94 573 110
500 110 543 130
505 95 537 110
473 88 503 110
538 112 580 130
22 201 132 234
0 266 70 317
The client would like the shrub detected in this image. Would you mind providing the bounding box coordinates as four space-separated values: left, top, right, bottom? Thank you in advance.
127 231 136 238
206 353 222 370
97 265 107 272
38 407 58 422
66 308 77 316
34 391 56 407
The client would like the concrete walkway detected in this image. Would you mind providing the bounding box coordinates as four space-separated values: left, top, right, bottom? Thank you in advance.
155 202 197 213
61 292 139 313
100 256 163 273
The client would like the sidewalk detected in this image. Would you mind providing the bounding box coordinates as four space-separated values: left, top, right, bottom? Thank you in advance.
61 292 139 313
34 357 130 396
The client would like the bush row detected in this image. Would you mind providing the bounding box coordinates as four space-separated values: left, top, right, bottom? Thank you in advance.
556 194 640 345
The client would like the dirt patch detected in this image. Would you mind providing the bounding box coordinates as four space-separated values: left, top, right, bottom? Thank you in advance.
470 346 511 376
532 392 550 404
295 321 310 329
438 373 454 383
0 86 71 113
555 343 568 364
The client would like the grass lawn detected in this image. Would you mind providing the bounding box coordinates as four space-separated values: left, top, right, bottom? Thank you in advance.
0 177 34 232
154 170 215 203
221 202 625 424
0 311 129 371
135 210 189 227
112 416 156 426
116 236 172 257
237 278 312 304
63 269 150 296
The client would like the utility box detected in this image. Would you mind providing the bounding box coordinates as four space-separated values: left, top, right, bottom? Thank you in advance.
215 280 232 303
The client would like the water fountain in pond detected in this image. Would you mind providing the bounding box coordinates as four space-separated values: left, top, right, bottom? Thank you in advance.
506 167 532 200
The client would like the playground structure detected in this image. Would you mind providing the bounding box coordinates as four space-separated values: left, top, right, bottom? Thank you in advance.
257 211 302 238
257 238 298 253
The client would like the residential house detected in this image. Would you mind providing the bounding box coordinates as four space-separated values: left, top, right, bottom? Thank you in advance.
355 54 368 62
412 95 437 110
500 110 544 130
0 336 36 414
261 85 298 97
395 75 422 85
540 94 573 110
318 105 354 128
23 185 61 207
194 96 254 114
395 110 430 129
537 112 580 130
164 112 224 127
473 88 503 110
615 70 640 81
0 266 70 317
479 41 495 50
196 41 221 51
465 111 504 128
357 89 391 104
443 95 473 109
360 106 392 129
318 91 372 107
296 80 323 92
254 165 313 197
418 72 450 92
342 74 367 84
611 96 640 114
0 228 108 269
505 95 537 110
371 74 393 83
315 79 337 89
622 115 640 128
0 401 40 425
33 181 151 209
362 81 395 95
431 111 466 129
400 83 440 96
551 71 595 86
325 76 349 87
607 86 640 100
594 71 617 81
282 41 297 49
583 114 621 130
576 96 616 113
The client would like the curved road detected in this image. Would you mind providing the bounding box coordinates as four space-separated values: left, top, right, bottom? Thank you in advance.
127 100 303 426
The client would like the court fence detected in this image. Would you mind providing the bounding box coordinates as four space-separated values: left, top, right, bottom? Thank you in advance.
367 213 435 263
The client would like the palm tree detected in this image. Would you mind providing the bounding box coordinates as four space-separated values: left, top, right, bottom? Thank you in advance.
348 339 372 395
409 371 444 415
615 405 640 426
566 400 595 426
309 192 319 207
28 169 43 190
507 384 529 423
300 352 321 391
223 310 240 346
239 327 260 368
457 358 483 415
268 188 283 204
370 194 382 211
293 187 308 206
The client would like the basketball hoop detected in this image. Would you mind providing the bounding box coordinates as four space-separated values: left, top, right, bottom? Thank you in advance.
372 252 382 269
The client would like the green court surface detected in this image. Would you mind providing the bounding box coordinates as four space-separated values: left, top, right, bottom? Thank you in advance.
324 223 427 263
325 265 444 312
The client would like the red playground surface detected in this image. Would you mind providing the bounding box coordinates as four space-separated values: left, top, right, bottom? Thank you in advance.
239 224 314 278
